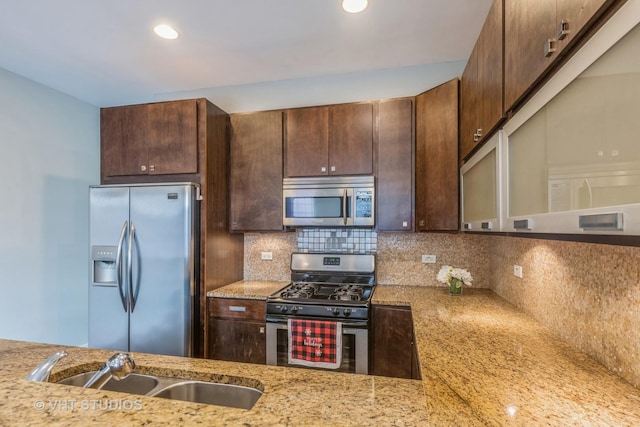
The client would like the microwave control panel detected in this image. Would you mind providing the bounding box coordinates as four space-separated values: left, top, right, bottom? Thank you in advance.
355 190 372 218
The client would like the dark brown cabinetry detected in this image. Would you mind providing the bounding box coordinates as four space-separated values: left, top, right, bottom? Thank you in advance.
284 103 373 177
377 98 414 232
101 100 198 180
100 98 244 358
415 79 459 231
207 298 266 364
459 0 504 160
371 305 420 379
229 111 284 232
504 0 614 112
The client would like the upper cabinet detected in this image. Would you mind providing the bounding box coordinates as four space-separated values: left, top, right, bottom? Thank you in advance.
504 0 616 113
377 98 414 232
101 100 198 180
284 103 373 177
229 111 284 232
415 79 459 231
459 0 504 160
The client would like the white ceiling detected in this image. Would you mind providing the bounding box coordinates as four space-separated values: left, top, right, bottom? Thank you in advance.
0 0 492 108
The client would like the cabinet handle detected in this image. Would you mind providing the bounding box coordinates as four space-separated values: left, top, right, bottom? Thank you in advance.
557 19 569 40
418 220 425 227
259 327 265 334
544 38 556 57
321 166 327 173
330 166 336 172
473 133 479 143
149 164 155 172
140 165 147 172
229 306 247 312
476 128 483 138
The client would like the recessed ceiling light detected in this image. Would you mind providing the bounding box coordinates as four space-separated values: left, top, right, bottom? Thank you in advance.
342 0 368 14
153 24 179 40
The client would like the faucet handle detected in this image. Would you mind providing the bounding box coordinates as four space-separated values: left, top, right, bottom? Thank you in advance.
26 350 68 382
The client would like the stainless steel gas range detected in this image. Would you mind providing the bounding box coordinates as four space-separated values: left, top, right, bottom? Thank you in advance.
265 253 376 374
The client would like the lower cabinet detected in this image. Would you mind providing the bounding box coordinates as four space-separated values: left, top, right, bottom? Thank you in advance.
207 297 266 364
370 305 421 379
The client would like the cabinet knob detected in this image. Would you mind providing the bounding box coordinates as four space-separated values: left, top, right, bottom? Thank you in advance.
330 166 336 172
418 220 425 227
544 38 556 57
259 327 265 334
321 166 327 173
557 19 569 40
140 165 147 172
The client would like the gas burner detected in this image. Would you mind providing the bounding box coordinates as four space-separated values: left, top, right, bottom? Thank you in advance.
280 282 319 299
329 285 364 302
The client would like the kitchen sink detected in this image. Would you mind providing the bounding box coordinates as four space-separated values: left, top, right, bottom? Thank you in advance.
151 381 262 409
56 371 263 409
58 372 159 395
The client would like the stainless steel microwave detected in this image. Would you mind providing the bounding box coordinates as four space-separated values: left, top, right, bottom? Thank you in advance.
283 176 375 227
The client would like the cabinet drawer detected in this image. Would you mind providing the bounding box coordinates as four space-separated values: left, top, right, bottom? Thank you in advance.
209 298 265 321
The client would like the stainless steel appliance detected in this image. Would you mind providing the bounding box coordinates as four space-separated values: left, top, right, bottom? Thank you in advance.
89 183 199 357
283 176 375 227
266 253 375 374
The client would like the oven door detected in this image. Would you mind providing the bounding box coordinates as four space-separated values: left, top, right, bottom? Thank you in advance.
266 320 368 374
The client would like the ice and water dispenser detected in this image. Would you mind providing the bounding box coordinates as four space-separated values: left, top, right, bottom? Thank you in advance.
91 245 118 286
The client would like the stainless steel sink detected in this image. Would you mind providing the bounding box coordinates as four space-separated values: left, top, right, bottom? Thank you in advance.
56 371 263 409
150 380 262 409
57 371 159 395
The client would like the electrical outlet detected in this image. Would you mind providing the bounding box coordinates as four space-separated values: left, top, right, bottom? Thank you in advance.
513 265 523 278
421 254 436 264
261 252 273 261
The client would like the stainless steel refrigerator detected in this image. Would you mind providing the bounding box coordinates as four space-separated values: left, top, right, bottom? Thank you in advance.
89 183 199 357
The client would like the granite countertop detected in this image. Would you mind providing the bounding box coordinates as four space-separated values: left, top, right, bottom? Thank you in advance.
2 284 639 426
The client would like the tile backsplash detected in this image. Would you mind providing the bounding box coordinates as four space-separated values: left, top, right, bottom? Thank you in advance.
296 228 377 253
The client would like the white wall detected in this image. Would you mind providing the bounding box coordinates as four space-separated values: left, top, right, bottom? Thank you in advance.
0 68 99 346
153 62 464 113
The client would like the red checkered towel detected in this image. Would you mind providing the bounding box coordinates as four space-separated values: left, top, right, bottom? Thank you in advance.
287 319 342 369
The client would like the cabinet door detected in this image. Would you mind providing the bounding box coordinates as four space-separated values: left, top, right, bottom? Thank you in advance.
284 106 329 177
377 98 413 231
147 100 198 175
101 105 149 177
477 0 504 144
504 0 556 111
459 45 479 160
230 111 283 231
329 103 373 175
208 319 266 364
415 79 459 231
371 305 414 379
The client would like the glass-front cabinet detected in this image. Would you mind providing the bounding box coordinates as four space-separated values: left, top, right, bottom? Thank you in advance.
461 132 502 232
502 4 640 235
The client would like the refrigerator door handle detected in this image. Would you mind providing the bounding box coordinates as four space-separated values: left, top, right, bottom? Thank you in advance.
115 221 128 312
128 221 138 313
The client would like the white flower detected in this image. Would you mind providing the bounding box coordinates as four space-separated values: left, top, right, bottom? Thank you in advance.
436 265 473 286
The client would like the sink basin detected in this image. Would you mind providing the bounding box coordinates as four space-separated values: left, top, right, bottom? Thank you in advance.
150 380 262 409
56 371 262 409
58 371 159 394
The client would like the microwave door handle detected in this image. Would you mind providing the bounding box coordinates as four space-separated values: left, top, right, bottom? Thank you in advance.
343 189 348 225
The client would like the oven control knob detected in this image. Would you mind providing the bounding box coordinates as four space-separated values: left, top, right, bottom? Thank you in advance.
280 305 288 313
332 307 340 316
291 306 299 314
343 308 351 317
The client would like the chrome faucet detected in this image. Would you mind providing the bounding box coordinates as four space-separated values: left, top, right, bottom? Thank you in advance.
26 350 68 382
83 353 136 389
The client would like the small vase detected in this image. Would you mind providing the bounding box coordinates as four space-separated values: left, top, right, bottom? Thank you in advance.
449 279 462 296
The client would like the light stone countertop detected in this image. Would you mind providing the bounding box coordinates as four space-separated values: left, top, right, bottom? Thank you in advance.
2 283 639 426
